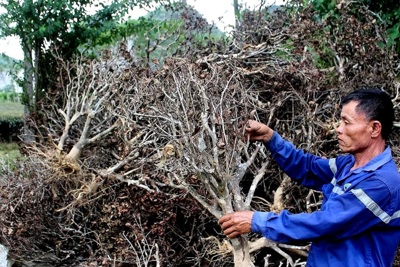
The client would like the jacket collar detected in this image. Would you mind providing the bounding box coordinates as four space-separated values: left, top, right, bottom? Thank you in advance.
350 146 392 173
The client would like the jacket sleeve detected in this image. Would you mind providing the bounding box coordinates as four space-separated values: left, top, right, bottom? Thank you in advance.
266 131 335 190
251 176 393 243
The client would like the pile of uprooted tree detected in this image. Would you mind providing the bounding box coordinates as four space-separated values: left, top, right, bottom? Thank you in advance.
1 2 399 267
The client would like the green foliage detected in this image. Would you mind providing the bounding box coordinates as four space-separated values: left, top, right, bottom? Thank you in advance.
0 91 21 101
0 0 163 52
307 0 400 54
382 8 400 53
309 0 337 17
387 23 400 49
83 16 160 48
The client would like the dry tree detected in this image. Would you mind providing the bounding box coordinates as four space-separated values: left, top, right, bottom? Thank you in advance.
127 58 313 266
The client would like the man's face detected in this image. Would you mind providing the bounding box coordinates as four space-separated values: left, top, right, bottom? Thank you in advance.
336 101 373 154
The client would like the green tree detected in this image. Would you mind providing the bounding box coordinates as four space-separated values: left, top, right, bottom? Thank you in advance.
308 0 400 54
364 0 400 53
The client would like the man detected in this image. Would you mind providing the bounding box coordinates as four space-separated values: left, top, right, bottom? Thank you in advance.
219 88 400 266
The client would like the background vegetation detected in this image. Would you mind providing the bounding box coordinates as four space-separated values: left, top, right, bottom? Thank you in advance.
0 100 23 119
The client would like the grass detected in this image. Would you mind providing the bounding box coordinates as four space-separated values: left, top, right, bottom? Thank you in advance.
0 142 21 157
0 142 22 171
0 101 24 119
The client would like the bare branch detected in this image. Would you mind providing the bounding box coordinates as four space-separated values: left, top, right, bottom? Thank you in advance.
245 158 270 208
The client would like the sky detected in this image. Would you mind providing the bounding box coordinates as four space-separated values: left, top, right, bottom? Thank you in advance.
186 0 284 31
0 0 285 60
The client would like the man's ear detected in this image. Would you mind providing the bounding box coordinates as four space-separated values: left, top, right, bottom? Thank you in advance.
370 120 382 138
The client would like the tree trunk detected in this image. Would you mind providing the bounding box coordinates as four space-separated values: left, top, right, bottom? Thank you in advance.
34 41 42 115
231 237 254 267
233 0 240 28
21 37 35 143
64 142 85 172
65 145 82 163
22 39 34 111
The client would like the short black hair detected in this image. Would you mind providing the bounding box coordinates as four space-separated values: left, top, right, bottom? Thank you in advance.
341 87 394 139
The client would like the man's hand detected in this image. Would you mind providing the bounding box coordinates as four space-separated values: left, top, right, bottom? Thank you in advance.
243 119 274 143
218 211 254 239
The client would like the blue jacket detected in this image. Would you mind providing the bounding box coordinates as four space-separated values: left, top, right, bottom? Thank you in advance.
251 132 400 267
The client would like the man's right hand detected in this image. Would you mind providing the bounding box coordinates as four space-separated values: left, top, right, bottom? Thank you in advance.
243 119 274 143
